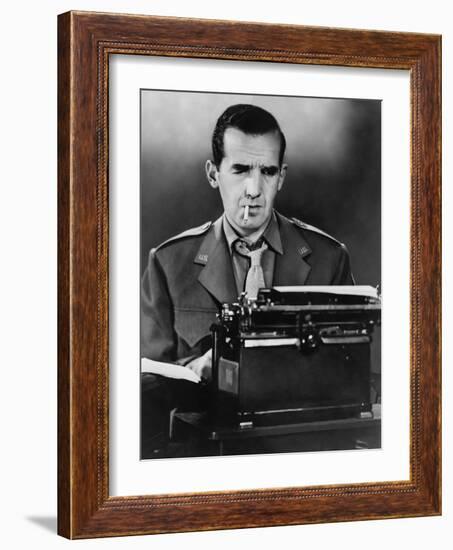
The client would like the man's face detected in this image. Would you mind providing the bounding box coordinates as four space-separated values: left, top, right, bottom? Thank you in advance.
206 128 287 238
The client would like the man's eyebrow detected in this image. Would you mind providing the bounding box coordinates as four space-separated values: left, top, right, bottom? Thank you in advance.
230 163 279 170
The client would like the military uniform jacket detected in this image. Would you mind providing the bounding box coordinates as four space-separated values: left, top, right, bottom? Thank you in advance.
141 211 354 363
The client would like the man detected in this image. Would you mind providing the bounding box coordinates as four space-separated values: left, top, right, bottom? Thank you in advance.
141 104 354 380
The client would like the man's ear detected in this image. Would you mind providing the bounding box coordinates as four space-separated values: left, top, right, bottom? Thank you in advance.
205 160 219 189
277 163 288 191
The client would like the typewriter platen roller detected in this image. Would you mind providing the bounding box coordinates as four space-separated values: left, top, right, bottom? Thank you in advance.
210 286 381 427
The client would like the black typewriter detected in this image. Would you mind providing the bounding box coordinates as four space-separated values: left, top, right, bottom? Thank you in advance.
210 286 381 427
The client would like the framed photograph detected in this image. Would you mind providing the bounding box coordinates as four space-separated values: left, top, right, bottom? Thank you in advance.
58 11 441 538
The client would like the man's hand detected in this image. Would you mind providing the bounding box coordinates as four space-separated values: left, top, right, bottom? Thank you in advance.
186 349 212 382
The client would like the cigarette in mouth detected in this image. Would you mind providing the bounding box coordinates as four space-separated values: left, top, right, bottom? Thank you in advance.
244 205 249 223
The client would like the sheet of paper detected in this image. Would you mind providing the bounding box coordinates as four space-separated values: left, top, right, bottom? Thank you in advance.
141 357 201 384
273 285 379 299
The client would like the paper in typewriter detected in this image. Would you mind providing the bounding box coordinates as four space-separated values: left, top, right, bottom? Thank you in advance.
273 285 379 299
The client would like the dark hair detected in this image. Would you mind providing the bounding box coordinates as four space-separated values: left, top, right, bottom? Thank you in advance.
212 104 286 167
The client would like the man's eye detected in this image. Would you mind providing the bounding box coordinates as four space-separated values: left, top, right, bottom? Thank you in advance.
233 167 249 174
262 167 278 176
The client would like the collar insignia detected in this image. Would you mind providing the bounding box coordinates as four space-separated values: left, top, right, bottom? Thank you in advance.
197 253 208 264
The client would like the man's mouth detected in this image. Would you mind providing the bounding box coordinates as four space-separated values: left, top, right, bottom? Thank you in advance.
242 204 261 223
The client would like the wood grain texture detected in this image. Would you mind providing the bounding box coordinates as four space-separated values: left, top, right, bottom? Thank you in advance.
57 10 441 539
57 11 71 538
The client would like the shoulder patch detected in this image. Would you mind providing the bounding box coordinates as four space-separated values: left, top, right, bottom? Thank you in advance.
291 217 342 246
155 221 212 251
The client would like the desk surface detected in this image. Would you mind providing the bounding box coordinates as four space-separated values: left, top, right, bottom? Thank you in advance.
170 404 381 456
174 404 380 440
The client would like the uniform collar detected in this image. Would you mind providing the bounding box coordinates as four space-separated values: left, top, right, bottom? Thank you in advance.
193 217 237 303
222 211 283 255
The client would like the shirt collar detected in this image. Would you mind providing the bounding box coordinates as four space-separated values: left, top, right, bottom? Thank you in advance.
222 211 283 255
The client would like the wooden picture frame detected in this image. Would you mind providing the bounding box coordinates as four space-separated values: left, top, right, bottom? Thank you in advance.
58 10 441 538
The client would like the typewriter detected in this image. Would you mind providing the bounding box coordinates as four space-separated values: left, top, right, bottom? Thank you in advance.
210 286 381 427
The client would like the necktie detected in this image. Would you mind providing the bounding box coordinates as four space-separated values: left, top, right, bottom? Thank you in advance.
235 240 268 300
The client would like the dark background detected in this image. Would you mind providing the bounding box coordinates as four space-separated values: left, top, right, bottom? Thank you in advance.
140 90 381 288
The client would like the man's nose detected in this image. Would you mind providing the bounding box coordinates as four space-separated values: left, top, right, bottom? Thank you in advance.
244 169 262 198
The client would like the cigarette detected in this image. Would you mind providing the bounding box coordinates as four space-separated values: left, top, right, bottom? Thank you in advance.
244 205 249 223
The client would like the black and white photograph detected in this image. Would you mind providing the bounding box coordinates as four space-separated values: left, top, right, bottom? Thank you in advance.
140 90 382 459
